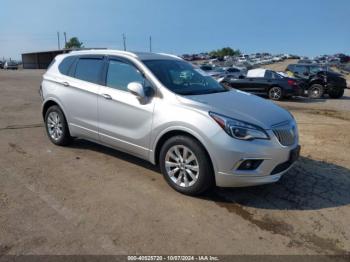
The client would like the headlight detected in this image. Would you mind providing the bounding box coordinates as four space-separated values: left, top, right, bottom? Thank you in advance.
209 112 269 140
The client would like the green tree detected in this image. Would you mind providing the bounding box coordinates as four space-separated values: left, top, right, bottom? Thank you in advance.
65 37 84 49
209 47 241 58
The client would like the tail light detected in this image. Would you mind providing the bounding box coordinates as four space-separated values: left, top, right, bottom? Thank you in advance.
287 79 298 88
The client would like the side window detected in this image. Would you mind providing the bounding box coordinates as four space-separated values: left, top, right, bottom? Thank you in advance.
296 66 308 74
264 70 273 79
106 60 144 91
74 58 104 84
228 68 239 73
58 56 76 76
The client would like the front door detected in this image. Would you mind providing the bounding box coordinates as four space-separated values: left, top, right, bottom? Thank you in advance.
97 58 155 159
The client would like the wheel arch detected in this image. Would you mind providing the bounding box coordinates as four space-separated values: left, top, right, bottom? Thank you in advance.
152 128 216 175
42 98 67 120
309 80 325 87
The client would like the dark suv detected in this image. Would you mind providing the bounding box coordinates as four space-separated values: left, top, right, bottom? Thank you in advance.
286 64 347 99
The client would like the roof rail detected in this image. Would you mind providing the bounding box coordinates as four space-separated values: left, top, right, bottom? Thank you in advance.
157 53 183 60
69 49 138 58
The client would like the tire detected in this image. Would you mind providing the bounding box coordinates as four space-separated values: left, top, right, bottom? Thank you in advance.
44 105 72 146
328 88 344 99
159 135 214 195
268 86 283 100
308 84 324 99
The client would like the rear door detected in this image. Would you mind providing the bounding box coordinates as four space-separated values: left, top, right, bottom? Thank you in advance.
97 56 155 159
58 55 104 141
240 77 268 95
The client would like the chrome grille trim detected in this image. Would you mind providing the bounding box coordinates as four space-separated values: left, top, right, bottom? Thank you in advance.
272 122 296 146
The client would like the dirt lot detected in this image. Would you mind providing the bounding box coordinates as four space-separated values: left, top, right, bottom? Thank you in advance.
1 69 350 255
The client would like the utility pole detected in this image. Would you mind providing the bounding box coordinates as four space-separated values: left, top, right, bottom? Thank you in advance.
57 32 60 50
122 33 126 51
149 36 152 53
64 32 67 47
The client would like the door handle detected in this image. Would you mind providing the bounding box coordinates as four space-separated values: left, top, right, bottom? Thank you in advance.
62 81 70 87
101 93 112 100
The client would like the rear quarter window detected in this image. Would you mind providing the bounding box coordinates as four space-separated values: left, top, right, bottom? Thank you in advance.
58 56 76 76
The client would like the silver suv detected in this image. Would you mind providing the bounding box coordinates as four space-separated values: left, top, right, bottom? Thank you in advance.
41 50 300 195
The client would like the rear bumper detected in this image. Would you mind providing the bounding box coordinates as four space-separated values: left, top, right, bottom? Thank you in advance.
284 84 310 97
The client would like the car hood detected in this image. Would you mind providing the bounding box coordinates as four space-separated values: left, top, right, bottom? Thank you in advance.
324 71 343 78
178 90 293 130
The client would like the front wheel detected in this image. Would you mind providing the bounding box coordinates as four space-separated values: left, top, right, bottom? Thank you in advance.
268 86 283 100
159 136 214 195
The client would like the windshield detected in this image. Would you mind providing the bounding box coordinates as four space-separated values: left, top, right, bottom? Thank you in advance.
143 59 227 95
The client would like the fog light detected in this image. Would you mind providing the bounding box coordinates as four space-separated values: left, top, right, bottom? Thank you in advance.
237 160 263 171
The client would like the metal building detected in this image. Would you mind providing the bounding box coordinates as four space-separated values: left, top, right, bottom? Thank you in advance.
21 49 71 69
21 48 106 69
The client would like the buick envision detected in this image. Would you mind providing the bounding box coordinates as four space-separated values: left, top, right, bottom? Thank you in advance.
41 50 300 195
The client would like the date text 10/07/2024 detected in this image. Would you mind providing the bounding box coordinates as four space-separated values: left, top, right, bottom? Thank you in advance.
127 256 220 261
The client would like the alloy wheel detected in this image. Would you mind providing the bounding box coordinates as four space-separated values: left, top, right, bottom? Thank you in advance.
165 145 199 188
311 87 320 98
269 87 282 100
47 111 63 141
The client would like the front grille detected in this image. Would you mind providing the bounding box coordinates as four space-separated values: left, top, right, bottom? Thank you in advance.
272 123 296 146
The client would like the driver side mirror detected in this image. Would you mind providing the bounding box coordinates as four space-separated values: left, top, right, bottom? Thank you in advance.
127 82 146 99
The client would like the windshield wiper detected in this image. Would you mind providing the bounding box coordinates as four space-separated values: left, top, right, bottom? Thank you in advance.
178 89 228 96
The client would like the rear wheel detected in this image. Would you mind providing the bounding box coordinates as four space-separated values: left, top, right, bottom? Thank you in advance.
45 105 72 146
308 84 324 99
268 86 283 100
328 88 344 99
159 136 214 195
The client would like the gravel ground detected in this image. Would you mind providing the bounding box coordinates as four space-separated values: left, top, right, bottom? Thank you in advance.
0 69 350 255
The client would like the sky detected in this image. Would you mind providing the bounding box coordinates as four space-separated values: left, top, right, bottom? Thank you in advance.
0 0 349 60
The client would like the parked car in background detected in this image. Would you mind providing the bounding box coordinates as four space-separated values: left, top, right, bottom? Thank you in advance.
286 64 347 98
41 50 300 195
4 61 18 70
207 66 246 80
297 59 313 64
220 69 306 100
199 64 214 72
0 61 4 69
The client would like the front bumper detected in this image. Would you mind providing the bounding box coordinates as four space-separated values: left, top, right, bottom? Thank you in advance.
208 129 300 187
